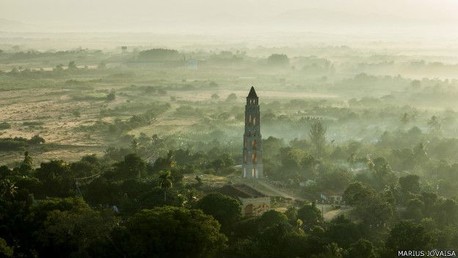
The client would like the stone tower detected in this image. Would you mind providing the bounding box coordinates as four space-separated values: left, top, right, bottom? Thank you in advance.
243 86 263 178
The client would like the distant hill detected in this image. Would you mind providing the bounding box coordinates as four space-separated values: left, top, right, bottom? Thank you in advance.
270 4 458 29
0 18 34 32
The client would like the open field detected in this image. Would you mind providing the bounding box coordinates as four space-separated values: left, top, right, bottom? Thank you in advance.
1 43 458 168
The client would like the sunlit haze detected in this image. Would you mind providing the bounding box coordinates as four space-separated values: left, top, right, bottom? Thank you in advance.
1 0 457 37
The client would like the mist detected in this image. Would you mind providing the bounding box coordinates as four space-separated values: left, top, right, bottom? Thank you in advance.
1 1 458 257
1 0 458 37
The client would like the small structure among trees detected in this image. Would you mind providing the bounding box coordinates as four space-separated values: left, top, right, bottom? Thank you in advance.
218 184 270 217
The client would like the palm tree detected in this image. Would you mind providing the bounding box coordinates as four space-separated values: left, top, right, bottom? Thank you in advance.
309 120 326 157
159 171 173 202
19 151 33 174
427 115 441 134
0 179 17 199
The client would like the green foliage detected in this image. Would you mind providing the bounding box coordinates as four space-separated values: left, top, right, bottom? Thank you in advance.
254 223 299 258
117 206 227 258
346 239 377 258
0 122 11 130
0 179 17 200
29 134 45 145
0 238 13 257
0 137 29 151
385 221 434 254
399 174 421 194
69 154 104 178
35 160 74 197
297 203 323 229
195 193 241 232
0 147 455 257
72 109 81 117
309 120 326 157
138 48 180 61
19 151 33 174
97 61 106 69
365 157 397 190
284 206 298 225
311 242 343 258
112 153 147 179
258 210 289 228
267 54 289 66
326 215 363 248
0 166 12 179
106 89 115 101
427 115 441 134
343 182 375 205
23 197 116 257
211 93 219 100
316 168 352 193
159 170 173 202
404 198 424 221
343 182 394 226
272 146 317 181
67 61 77 70
225 93 237 102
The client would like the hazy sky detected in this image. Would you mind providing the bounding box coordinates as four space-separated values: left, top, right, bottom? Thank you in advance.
1 0 457 35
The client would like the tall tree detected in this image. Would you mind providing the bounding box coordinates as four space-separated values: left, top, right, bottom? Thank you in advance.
19 151 33 174
0 179 17 200
159 170 172 202
309 120 326 157
427 115 441 132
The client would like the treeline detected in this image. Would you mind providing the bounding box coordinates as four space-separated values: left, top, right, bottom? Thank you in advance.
137 48 181 62
0 144 239 257
1 146 457 257
0 49 104 61
0 135 45 151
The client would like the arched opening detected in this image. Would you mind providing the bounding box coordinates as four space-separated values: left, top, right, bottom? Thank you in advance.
245 204 254 216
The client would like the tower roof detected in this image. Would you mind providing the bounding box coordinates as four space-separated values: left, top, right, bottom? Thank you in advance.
247 86 258 98
218 184 267 198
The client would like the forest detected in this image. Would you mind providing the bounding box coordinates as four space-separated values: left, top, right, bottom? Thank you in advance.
0 33 458 257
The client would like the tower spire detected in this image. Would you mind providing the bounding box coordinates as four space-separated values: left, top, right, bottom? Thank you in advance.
247 86 258 98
